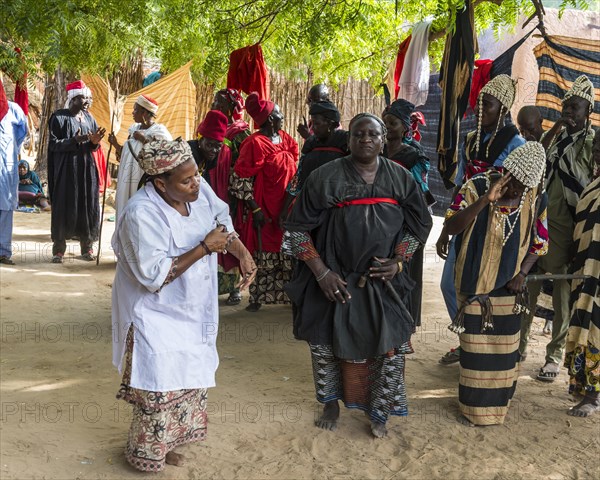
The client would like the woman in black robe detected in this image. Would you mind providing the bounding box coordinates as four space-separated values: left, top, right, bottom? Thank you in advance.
283 114 432 438
383 99 436 327
279 100 348 227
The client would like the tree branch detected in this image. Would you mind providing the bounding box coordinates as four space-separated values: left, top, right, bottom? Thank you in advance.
258 11 279 44
427 0 505 42
329 51 377 76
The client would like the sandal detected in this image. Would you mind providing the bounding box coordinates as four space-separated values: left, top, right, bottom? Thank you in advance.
52 254 64 264
245 302 262 312
520 350 528 362
439 347 461 365
536 362 559 382
81 251 95 261
226 292 242 306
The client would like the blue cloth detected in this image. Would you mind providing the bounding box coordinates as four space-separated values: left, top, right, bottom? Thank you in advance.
0 210 14 257
492 133 526 167
18 160 44 195
455 132 526 187
142 71 161 87
0 103 28 211
440 236 457 320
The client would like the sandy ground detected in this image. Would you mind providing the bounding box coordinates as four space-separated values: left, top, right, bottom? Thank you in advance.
1 210 598 480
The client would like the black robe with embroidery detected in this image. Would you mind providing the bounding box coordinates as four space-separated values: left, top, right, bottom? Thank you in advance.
284 156 432 360
47 109 100 242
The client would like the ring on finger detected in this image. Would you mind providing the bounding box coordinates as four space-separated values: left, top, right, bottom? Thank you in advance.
333 289 340 294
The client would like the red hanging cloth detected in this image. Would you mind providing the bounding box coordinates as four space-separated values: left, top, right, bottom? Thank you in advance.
227 44 270 101
469 59 494 111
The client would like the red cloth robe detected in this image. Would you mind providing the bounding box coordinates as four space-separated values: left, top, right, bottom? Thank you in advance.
92 144 111 194
234 131 298 253
208 119 250 272
210 144 238 272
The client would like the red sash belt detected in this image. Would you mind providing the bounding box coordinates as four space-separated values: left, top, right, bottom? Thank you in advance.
313 146 346 154
336 197 399 208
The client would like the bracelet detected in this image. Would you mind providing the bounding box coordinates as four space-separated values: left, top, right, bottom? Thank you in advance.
315 269 331 282
518 270 527 278
200 241 212 255
252 207 262 214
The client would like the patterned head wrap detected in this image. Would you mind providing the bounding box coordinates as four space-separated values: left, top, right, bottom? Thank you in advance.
215 88 245 120
136 94 159 115
475 75 518 159
503 141 546 188
563 75 594 112
137 138 193 176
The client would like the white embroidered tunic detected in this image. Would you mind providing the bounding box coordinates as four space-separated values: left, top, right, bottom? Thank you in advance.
112 180 233 391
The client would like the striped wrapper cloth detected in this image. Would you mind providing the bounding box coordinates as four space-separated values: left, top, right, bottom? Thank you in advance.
534 35 600 130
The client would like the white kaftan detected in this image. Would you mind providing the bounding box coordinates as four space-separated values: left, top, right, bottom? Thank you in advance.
111 179 234 391
114 123 171 220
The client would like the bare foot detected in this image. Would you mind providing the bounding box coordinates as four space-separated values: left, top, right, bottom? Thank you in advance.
371 421 388 438
568 396 600 418
315 401 339 431
165 451 185 467
543 320 552 335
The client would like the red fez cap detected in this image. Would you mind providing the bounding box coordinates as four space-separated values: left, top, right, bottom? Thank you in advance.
245 92 275 127
196 110 228 142
66 80 86 92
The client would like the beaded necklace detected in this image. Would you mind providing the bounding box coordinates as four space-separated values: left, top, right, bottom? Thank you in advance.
492 187 530 246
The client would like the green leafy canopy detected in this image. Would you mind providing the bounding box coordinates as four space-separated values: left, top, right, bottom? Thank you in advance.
1 0 592 86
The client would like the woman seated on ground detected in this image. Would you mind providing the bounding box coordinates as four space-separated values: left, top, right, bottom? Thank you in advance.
18 160 50 211
111 138 256 472
445 142 548 426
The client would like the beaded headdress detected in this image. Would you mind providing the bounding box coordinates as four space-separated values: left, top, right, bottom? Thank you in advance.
475 75 518 159
503 141 546 188
563 75 594 113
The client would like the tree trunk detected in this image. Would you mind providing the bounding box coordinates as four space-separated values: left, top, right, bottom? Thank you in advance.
35 68 67 182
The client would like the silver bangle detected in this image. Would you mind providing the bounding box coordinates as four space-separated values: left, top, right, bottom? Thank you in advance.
315 269 331 282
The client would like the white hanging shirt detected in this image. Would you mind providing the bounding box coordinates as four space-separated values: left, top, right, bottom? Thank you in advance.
114 122 172 221
111 179 234 391
398 21 432 107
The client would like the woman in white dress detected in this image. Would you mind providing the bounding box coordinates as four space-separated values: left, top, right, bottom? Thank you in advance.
108 94 172 220
111 138 256 472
